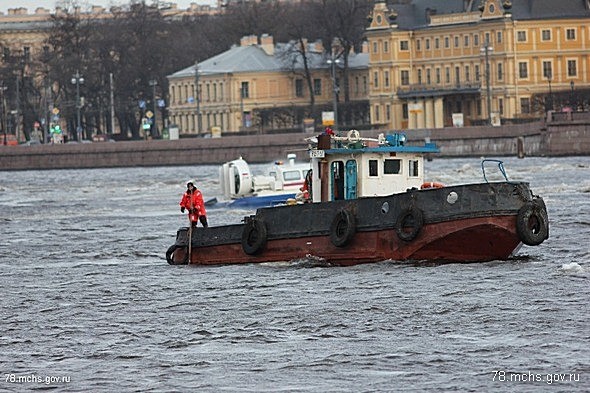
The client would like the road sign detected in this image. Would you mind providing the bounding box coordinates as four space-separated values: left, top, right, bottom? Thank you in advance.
145 110 153 118
52 108 60 115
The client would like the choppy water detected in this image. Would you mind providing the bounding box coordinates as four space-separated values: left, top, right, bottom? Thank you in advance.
0 156 589 392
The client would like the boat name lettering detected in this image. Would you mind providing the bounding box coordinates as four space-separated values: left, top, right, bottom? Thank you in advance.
309 150 325 158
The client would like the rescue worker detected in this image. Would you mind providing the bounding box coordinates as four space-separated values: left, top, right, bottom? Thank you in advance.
180 181 208 227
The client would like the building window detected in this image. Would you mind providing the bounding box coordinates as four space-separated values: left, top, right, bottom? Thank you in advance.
465 65 470 82
313 79 321 95
455 66 460 85
566 28 576 40
384 70 390 87
496 31 502 43
518 62 528 78
374 105 380 122
517 31 527 42
241 81 249 98
23 46 30 61
542 29 551 41
474 34 479 47
417 69 422 85
542 61 552 79
520 97 530 114
363 76 368 94
416 39 421 51
402 103 408 119
400 40 409 50
401 70 410 85
497 62 503 81
454 36 459 48
384 40 389 53
475 65 480 81
295 79 303 97
373 71 379 88
499 98 504 115
485 32 490 44
567 60 577 77
435 38 440 49
464 35 470 47
445 67 450 84
386 104 391 121
426 68 431 84
436 68 441 84
373 41 378 53
426 38 430 50
384 159 401 174
444 36 450 48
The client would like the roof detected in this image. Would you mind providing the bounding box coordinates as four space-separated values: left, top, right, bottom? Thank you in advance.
390 0 590 29
168 42 369 79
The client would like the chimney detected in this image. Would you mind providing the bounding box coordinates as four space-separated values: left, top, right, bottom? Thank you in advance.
260 34 274 56
240 35 258 47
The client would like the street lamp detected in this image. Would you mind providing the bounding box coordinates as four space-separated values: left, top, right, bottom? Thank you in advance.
327 55 341 132
546 73 553 112
149 79 158 137
480 40 493 125
71 70 84 141
194 61 202 134
570 80 575 109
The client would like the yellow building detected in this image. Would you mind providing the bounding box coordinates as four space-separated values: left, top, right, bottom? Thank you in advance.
366 0 590 129
167 35 369 135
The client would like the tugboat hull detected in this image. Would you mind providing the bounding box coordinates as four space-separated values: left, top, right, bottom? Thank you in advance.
166 182 548 266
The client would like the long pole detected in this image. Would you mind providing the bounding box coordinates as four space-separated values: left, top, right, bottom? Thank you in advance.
110 73 115 135
1 86 7 145
15 75 20 142
151 80 158 137
194 62 201 134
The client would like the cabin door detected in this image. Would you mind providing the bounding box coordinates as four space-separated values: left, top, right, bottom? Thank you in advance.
330 161 345 200
345 160 357 199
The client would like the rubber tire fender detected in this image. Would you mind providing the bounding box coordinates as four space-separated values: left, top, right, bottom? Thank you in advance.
242 218 267 255
395 207 424 242
516 202 549 246
330 209 357 247
166 244 188 265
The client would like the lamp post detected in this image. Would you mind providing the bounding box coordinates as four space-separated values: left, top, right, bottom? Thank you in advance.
194 61 202 134
327 55 341 132
547 73 553 112
149 79 158 137
480 40 493 125
1 84 7 145
71 70 84 141
570 80 575 109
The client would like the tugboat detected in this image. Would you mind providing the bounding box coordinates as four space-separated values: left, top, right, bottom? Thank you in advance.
166 130 549 266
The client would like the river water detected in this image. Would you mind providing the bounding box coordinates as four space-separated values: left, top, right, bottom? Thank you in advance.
0 156 588 392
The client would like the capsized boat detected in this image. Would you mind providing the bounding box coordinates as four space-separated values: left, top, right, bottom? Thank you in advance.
166 130 549 266
218 153 310 208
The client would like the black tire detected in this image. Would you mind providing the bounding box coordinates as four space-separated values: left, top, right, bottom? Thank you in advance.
166 244 188 265
516 202 549 246
242 218 267 255
330 209 356 247
395 207 424 242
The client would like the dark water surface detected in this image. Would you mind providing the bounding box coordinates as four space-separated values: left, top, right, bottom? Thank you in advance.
1 156 589 392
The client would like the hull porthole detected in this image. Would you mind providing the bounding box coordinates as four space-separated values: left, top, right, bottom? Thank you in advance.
330 209 356 247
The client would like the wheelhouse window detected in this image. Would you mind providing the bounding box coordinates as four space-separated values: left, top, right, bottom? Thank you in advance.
283 170 302 182
408 160 419 177
368 160 378 177
384 159 401 174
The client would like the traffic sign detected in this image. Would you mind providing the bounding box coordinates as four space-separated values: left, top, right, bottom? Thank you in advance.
52 108 60 115
145 110 153 118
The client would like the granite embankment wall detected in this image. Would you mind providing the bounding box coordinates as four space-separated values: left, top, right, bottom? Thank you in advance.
0 117 588 171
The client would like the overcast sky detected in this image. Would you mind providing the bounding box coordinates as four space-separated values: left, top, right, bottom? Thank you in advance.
1 0 216 14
